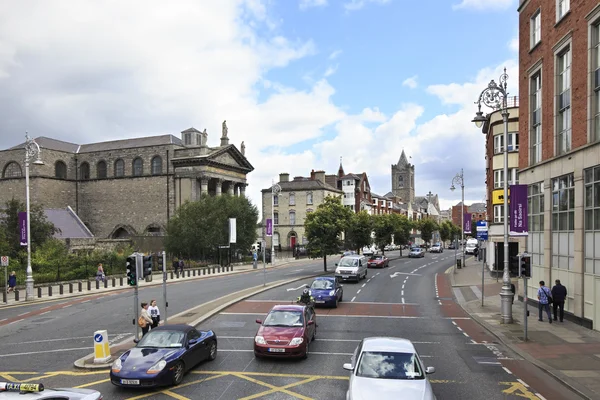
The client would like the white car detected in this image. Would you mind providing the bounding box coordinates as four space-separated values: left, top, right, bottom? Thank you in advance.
343 337 437 400
0 382 102 399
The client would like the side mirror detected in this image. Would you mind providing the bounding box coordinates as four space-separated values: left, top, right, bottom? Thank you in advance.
425 366 436 374
133 339 140 344
343 363 353 371
335 263 338 266
188 338 198 345
255 319 263 324
305 284 310 288
307 320 315 326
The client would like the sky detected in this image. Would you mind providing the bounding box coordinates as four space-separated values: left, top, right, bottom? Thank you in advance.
0 0 520 214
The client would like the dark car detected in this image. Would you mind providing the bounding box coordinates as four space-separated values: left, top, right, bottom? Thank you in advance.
308 277 343 307
110 324 217 388
368 255 389 268
254 304 316 359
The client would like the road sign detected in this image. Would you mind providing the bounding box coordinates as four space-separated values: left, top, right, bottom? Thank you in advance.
476 221 488 240
94 333 103 343
1 256 8 266
93 330 111 364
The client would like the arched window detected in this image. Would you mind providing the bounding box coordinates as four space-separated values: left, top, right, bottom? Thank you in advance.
289 211 296 225
132 157 143 176
151 156 162 175
80 162 90 180
2 162 22 178
97 161 107 179
274 212 279 225
55 161 67 179
273 195 279 206
114 159 125 177
289 193 295 206
112 227 130 239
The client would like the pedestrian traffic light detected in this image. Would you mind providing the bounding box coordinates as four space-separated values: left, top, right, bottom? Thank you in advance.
520 255 531 278
142 255 153 277
257 241 262 253
126 255 137 286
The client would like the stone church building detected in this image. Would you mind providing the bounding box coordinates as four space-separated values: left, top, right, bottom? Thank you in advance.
0 122 253 240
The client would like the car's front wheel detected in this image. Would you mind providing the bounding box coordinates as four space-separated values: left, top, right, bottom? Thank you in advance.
208 340 217 361
172 361 185 385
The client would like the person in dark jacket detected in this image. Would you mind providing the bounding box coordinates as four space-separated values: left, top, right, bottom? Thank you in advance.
7 271 16 293
551 279 567 322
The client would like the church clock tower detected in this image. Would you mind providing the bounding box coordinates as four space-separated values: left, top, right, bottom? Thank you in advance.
391 150 415 203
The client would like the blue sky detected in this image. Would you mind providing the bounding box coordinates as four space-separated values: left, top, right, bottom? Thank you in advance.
0 0 520 212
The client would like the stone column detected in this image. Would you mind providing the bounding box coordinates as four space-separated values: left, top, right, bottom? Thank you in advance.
240 184 246 197
200 178 208 197
216 179 223 196
227 182 235 196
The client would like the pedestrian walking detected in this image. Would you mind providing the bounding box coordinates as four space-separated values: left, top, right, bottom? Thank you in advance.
537 280 553 323
551 279 567 322
138 302 153 336
96 263 106 282
178 259 185 272
172 258 179 274
7 271 16 293
148 299 160 329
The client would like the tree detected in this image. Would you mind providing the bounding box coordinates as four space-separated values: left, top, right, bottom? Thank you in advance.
439 220 454 244
305 196 352 271
417 218 438 246
0 198 58 258
165 194 259 260
390 213 412 255
372 214 395 255
345 211 373 253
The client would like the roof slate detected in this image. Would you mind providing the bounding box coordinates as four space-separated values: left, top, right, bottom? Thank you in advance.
9 137 80 153
44 207 94 238
262 178 341 193
79 134 183 153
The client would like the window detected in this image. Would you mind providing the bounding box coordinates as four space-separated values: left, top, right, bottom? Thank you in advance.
273 232 280 247
531 10 541 48
114 159 125 177
289 211 296 225
133 157 143 176
306 192 313 205
289 193 295 206
399 175 404 188
493 132 519 154
530 72 542 164
2 162 22 178
274 212 279 225
184 133 191 145
556 48 572 155
97 161 107 179
273 195 279 206
493 168 518 189
80 162 90 180
592 23 600 143
527 182 545 268
584 166 600 274
493 205 504 223
551 173 575 270
557 0 569 20
54 161 67 179
151 156 162 175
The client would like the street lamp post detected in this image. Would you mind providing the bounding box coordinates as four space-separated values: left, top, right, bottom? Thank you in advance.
271 181 281 267
24 132 44 301
450 170 465 270
472 68 513 324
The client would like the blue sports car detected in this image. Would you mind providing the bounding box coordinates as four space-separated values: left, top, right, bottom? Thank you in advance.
110 324 217 388
308 277 343 308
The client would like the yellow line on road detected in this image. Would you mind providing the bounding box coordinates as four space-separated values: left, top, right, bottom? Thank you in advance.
162 390 191 400
21 372 61 382
74 378 111 388
191 370 349 380
231 372 313 400
499 381 541 399
0 373 18 382
124 374 225 400
238 376 320 400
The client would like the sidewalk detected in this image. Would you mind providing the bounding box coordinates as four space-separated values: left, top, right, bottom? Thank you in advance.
449 257 600 400
0 257 312 307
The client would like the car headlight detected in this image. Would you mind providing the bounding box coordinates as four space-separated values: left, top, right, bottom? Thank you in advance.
289 337 304 346
255 336 266 345
147 359 167 374
111 358 122 373
329 290 335 296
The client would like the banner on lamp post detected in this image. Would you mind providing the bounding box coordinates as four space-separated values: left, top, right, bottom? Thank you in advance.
229 218 237 243
265 218 273 237
18 212 27 246
510 184 529 236
463 213 472 234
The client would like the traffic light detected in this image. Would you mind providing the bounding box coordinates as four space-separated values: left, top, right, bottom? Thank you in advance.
520 256 531 278
157 253 163 269
126 255 137 286
257 241 262 253
143 256 153 277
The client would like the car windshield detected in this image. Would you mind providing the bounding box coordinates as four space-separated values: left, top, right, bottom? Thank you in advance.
339 258 359 267
263 310 304 327
372 256 383 260
356 351 424 380
311 280 334 290
411 248 420 252
137 330 185 348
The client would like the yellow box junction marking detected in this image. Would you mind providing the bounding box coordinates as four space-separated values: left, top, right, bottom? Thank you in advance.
500 382 541 399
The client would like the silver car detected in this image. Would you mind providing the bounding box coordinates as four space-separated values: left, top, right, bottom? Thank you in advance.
343 337 437 400
0 382 102 399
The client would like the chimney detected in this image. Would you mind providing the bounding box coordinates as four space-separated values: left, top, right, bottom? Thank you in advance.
310 169 315 180
314 170 325 183
279 173 290 182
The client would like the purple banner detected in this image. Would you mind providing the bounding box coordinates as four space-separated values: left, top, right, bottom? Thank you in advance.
18 211 27 246
510 184 529 236
463 213 472 234
266 218 273 237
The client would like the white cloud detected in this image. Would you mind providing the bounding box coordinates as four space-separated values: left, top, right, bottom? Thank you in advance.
299 0 328 10
324 64 338 77
329 49 343 60
508 36 519 53
402 75 418 89
452 0 515 11
344 0 391 11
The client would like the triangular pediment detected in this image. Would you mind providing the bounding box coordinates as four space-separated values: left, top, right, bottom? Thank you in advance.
208 145 254 172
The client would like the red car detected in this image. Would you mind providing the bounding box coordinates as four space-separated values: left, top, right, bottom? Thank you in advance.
254 304 316 359
368 255 389 268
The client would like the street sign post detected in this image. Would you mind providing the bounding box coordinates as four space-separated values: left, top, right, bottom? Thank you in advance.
162 251 168 324
476 221 488 241
1 256 8 304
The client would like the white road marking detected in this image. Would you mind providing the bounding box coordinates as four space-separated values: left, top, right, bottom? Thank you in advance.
367 279 371 283
0 318 6 323
401 298 405 304
294 269 303 272
356 290 361 294
535 393 547 400
451 321 457 326
0 347 91 357
6 320 21 325
517 378 529 387
351 296 356 302
456 326 463 331
218 336 440 344
4 334 133 345
452 288 466 303
401 290 404 296
478 361 502 365
286 285 306 292
39 311 50 315
62 304 72 309
462 332 469 337
18 312 29 316
470 285 482 299
402 284 405 289
361 284 366 288
220 313 426 319
81 300 90 303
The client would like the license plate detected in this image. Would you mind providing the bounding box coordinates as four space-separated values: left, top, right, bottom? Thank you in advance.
342 275 349 278
121 379 140 385
316 300 325 303
268 348 285 353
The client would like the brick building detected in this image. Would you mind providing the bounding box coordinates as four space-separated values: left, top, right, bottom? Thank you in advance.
518 0 600 329
0 123 253 240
